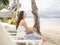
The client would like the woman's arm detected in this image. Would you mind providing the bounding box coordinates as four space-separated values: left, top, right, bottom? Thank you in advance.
22 20 36 34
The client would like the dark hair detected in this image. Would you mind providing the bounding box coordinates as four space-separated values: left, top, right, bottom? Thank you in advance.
16 11 24 29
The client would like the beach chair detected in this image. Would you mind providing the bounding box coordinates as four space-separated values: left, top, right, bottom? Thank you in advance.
0 24 17 45
0 22 43 45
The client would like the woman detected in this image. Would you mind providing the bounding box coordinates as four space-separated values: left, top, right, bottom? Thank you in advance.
16 11 42 40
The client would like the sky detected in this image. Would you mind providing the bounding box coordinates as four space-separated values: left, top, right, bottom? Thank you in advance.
9 0 60 17
19 0 60 12
9 0 60 12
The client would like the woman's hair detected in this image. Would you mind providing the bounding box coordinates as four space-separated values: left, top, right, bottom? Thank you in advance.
16 11 24 29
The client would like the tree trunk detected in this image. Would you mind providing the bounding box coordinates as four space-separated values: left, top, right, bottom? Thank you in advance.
31 0 41 34
17 0 19 9
16 0 20 15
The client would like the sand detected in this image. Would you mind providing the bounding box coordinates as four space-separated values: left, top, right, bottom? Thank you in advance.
0 21 60 45
41 26 60 45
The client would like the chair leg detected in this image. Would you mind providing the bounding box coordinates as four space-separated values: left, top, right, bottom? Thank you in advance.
38 40 43 45
31 42 35 45
26 42 28 45
38 42 41 45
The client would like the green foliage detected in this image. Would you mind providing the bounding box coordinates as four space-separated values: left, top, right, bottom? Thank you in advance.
0 0 9 6
7 16 12 19
0 16 4 20
0 0 9 10
0 4 7 10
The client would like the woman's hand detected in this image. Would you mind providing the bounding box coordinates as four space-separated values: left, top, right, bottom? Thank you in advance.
33 28 37 32
26 27 37 34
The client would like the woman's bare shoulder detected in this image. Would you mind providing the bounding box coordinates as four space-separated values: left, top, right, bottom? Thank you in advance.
21 19 26 23
20 19 26 25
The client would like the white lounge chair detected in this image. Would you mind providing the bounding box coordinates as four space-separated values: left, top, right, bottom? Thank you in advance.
0 24 17 45
0 22 43 45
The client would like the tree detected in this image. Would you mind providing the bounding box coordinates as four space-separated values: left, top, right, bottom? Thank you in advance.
0 4 6 10
31 0 41 34
10 0 20 16
0 0 9 10
0 0 9 6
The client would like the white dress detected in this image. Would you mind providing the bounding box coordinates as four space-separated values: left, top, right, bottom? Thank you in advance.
16 26 26 40
16 26 42 40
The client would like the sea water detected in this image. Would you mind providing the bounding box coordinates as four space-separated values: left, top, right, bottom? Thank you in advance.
25 18 60 27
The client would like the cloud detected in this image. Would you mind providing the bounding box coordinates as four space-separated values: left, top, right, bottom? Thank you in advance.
36 0 59 11
9 0 60 12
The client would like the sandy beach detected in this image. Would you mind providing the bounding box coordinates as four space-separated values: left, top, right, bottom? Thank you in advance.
41 26 60 45
0 0 60 45
0 18 60 45
40 18 60 45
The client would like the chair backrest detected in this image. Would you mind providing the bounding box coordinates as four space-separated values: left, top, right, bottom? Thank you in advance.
0 24 17 45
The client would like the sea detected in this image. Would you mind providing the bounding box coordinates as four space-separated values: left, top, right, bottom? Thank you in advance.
25 17 60 27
